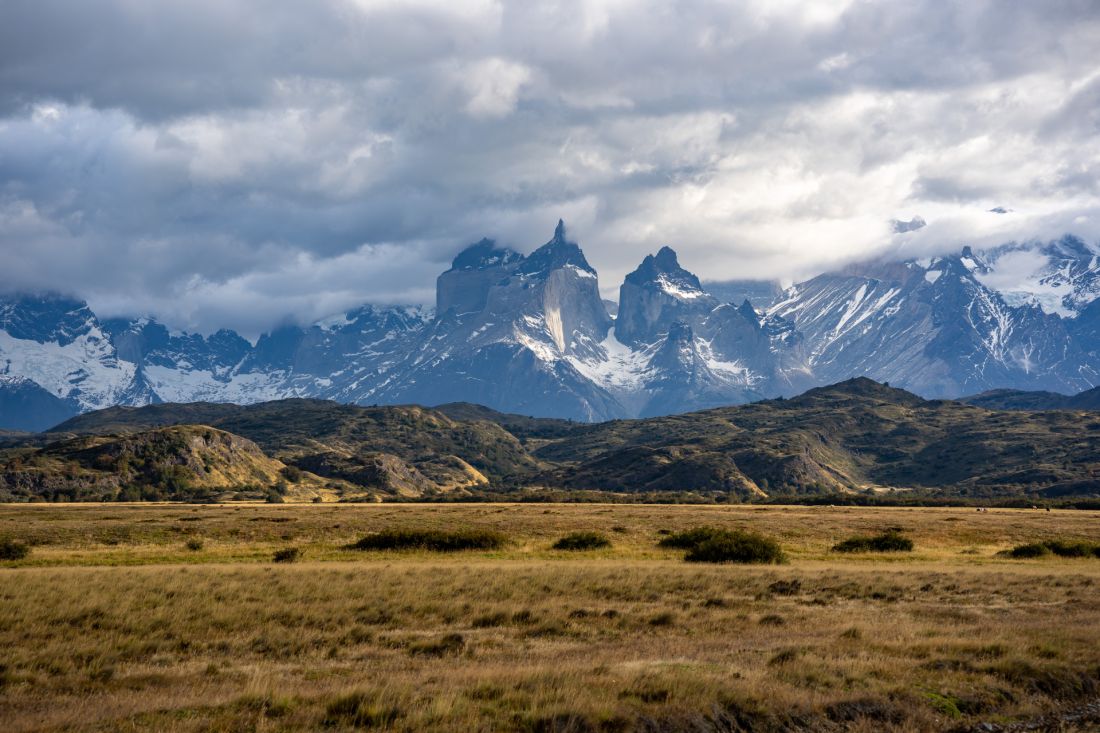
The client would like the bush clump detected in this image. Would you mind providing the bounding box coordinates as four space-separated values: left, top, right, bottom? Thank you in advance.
0 538 30 561
658 526 785 564
662 527 785 564
322 692 402 728
1006 540 1099 559
657 526 725 549
350 529 505 553
552 531 611 551
832 531 914 553
1007 543 1050 558
272 547 301 563
185 537 204 552
409 632 466 657
1043 540 1097 558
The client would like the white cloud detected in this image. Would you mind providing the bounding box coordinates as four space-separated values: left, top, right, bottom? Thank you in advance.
1 0 1098 332
817 52 852 72
459 57 532 118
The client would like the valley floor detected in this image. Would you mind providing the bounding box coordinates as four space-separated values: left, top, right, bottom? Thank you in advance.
1 504 1098 732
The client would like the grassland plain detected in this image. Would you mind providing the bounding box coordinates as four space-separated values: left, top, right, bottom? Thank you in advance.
0 504 1098 732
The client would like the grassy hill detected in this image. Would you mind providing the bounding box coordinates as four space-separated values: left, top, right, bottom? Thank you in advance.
962 386 1100 411
47 402 246 434
434 402 581 440
45 399 540 497
14 379 1100 501
0 425 343 502
531 379 1100 499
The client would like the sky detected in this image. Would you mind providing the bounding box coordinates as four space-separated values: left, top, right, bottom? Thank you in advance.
1 0 1099 337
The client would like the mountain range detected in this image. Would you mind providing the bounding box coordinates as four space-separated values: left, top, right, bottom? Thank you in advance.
3 221 1100 429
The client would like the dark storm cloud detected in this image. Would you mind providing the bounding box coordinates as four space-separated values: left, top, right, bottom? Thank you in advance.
1 0 1098 334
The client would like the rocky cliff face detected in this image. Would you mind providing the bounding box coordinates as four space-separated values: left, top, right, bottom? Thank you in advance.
436 238 522 316
616 246 717 346
358 220 621 420
2 226 1100 427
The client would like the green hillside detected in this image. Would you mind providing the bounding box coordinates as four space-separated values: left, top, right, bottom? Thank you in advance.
0 426 341 502
14 379 1100 502
532 379 1100 499
47 399 540 496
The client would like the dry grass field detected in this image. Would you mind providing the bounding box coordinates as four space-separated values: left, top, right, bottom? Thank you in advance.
1 503 1098 732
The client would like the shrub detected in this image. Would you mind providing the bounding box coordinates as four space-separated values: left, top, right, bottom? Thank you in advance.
684 530 785 564
0 538 29 561
648 612 676 627
349 529 505 552
552 531 611 551
1043 540 1096 558
621 686 670 703
239 693 295 719
185 537 204 552
322 692 402 728
272 547 301 563
511 609 536 625
472 612 510 628
409 632 466 657
657 526 724 549
832 531 914 553
677 528 783 561
658 526 785 564
768 579 802 596
1006 540 1100 559
1008 543 1050 558
769 648 800 665
923 692 962 719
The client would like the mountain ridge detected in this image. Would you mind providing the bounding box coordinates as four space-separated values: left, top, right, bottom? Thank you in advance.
7 378 1100 502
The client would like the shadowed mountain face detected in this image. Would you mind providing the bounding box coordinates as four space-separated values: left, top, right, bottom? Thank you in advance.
2 228 1100 424
0 376 77 431
961 386 1100 411
11 378 1100 502
616 246 717 347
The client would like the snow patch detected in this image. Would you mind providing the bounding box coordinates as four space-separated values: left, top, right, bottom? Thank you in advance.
657 275 706 300
0 329 136 410
974 249 1078 317
567 328 651 391
143 364 288 404
316 313 354 331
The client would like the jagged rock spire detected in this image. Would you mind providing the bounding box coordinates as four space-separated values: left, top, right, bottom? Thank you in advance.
519 219 597 276
653 246 679 270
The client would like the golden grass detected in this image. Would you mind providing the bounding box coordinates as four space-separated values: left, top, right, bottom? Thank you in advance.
0 503 1098 732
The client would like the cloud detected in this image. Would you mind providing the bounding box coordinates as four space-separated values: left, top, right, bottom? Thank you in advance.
458 58 532 118
1 0 1098 332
